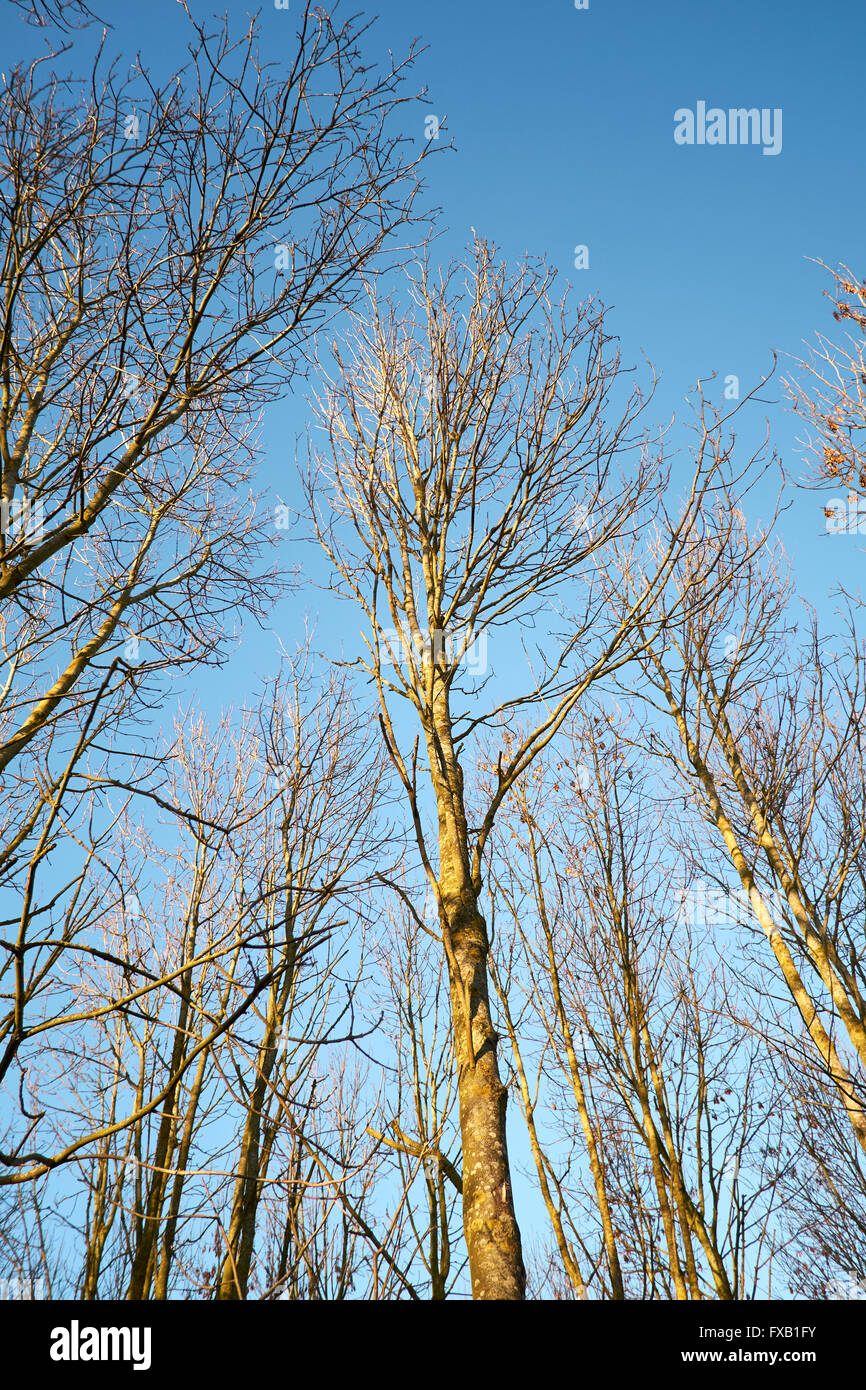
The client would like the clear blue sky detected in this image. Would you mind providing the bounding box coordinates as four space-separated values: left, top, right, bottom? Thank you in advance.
5 0 863 696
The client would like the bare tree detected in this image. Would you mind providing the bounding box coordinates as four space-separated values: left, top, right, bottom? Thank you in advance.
783 261 866 495
488 716 788 1300
618 458 866 1159
1 644 393 1302
366 902 464 1299
304 238 732 1297
211 659 389 1300
7 0 99 30
778 1050 866 1301
0 3 428 1180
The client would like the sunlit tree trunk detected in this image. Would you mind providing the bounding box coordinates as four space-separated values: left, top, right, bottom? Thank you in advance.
427 684 525 1299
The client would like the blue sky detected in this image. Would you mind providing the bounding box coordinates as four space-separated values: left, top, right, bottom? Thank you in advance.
314 0 858 702
5 0 863 698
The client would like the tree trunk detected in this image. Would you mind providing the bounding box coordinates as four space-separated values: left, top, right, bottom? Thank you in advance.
428 685 526 1299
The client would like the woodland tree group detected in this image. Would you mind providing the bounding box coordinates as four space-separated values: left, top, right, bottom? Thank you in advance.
1 0 864 1302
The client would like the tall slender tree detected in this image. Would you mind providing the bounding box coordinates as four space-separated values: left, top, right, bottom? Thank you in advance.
305 239 723 1297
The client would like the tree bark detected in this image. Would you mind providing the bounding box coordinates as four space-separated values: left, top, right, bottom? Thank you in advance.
428 685 526 1300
